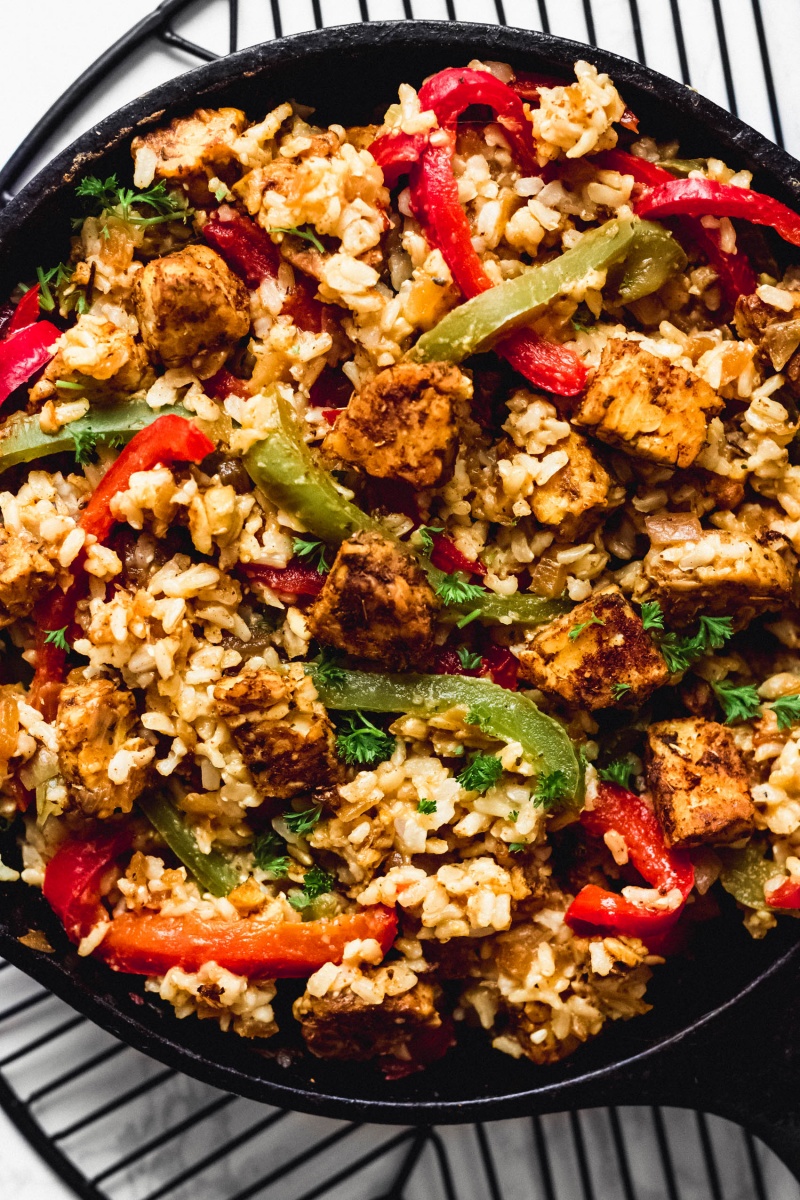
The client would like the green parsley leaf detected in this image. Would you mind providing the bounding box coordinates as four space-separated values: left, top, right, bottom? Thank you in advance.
598 757 636 789
417 523 444 558
336 712 395 766
533 768 569 809
313 648 347 688
658 631 695 674
293 536 329 574
417 798 437 814
435 573 485 607
288 865 336 911
465 701 493 728
770 694 800 730
36 262 73 312
712 679 762 724
508 809 519 823
696 615 734 652
269 225 326 254
640 600 665 633
456 645 483 671
43 627 69 652
611 682 632 700
457 752 503 793
284 805 323 836
568 615 605 642
76 174 191 228
252 829 290 878
509 842 525 854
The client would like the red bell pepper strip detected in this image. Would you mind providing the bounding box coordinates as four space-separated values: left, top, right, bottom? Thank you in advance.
0 319 60 406
509 71 569 101
203 209 281 288
7 285 41 337
43 827 134 942
240 562 326 597
636 177 800 248
565 783 694 940
428 532 486 578
29 416 214 718
408 135 587 396
370 131 429 188
765 876 800 908
204 367 251 400
96 905 398 979
593 149 758 306
418 67 538 176
203 209 334 334
478 644 518 691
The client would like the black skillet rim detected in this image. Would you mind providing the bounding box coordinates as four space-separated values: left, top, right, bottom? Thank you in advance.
1 19 800 1124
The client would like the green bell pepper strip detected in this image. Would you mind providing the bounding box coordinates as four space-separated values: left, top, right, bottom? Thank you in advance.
243 388 569 628
311 666 580 797
243 387 381 545
613 222 688 304
138 791 239 898
718 842 800 915
409 218 684 365
0 401 190 473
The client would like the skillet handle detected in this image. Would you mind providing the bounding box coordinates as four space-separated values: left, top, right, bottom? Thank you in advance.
590 949 800 1179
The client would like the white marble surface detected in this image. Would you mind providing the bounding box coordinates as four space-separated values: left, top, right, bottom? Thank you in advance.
2 2 800 1197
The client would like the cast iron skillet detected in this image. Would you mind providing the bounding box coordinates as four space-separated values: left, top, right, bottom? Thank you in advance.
1 20 800 1165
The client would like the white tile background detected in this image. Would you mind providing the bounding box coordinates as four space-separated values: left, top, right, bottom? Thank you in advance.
2 1 800 1196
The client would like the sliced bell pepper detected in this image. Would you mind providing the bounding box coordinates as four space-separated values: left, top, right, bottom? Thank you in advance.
370 131 429 188
408 130 588 396
0 319 60 405
428 532 486 578
240 561 326 597
592 149 757 307
244 387 569 628
96 905 398 979
30 415 214 716
410 217 638 365
418 66 538 176
718 843 800 913
565 783 695 939
204 368 251 401
479 644 518 691
7 285 42 337
203 208 333 334
311 666 579 796
43 826 133 942
0 401 190 475
137 791 239 897
635 177 800 248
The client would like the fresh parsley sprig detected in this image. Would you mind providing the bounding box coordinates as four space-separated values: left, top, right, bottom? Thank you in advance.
43 627 70 652
712 679 761 724
268 225 326 253
293 536 329 574
456 646 482 671
611 682 632 700
288 865 335 911
252 829 290 878
771 695 800 730
457 752 503 793
533 768 569 809
69 425 126 466
435 573 485 607
598 757 637 789
640 600 665 633
417 524 445 558
284 805 323 836
568 615 605 642
313 648 347 688
417 798 437 815
336 712 395 766
75 174 192 228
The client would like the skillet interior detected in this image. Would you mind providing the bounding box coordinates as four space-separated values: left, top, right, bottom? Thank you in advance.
0 20 799 1123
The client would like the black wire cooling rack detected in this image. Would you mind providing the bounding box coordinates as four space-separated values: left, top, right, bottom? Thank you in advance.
2 1 800 1197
